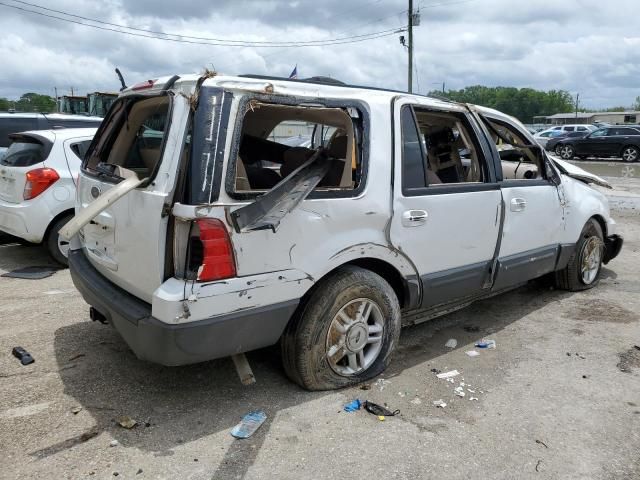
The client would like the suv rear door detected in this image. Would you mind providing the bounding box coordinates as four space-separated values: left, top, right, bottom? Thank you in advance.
390 99 502 308
67 93 190 303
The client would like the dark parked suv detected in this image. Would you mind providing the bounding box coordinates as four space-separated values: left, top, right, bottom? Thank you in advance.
556 126 640 162
0 112 102 148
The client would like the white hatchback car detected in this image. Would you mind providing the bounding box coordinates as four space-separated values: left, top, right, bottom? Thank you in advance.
0 128 96 264
62 74 622 390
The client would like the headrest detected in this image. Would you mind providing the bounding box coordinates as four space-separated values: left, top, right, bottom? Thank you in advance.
426 128 455 148
328 135 348 159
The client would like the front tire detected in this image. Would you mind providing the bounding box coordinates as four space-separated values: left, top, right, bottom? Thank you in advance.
555 219 604 291
621 146 639 163
281 266 401 391
560 145 575 160
46 214 73 266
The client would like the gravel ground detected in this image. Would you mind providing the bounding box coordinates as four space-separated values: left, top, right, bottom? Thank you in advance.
0 178 639 480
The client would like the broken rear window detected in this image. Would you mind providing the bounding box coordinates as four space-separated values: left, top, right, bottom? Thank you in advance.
83 96 171 181
229 101 365 196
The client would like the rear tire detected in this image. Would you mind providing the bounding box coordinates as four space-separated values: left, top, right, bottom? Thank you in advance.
621 146 639 163
560 145 575 160
281 266 401 391
46 214 73 267
555 219 604 291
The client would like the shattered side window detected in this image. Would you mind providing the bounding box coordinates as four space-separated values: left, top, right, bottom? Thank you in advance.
230 101 363 194
483 117 544 181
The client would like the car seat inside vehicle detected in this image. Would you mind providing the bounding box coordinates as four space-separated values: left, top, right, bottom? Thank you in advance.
232 102 362 193
413 109 484 184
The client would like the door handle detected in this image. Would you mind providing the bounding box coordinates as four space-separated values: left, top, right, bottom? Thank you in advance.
402 209 428 227
510 198 526 212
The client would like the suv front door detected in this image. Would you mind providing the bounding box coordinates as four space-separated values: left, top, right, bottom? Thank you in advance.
477 113 565 290
390 100 502 309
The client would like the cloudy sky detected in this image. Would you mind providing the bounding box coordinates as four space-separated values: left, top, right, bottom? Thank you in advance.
0 0 638 109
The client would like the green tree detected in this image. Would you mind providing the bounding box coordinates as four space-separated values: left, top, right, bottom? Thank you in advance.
634 96 640 111
427 86 575 123
0 97 10 111
14 93 56 113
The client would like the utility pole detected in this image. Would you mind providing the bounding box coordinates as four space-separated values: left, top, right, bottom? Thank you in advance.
408 0 413 93
575 93 579 119
442 82 445 94
70 86 74 96
54 87 58 112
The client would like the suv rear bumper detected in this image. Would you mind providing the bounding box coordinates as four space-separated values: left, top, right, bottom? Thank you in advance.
68 248 299 366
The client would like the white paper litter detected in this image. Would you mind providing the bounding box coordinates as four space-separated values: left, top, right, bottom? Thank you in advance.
445 338 457 349
465 350 480 357
410 398 422 405
436 369 460 379
433 399 447 408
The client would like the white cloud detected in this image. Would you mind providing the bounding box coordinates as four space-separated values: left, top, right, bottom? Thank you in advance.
0 0 638 108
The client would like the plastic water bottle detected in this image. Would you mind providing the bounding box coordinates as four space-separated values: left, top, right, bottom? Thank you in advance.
230 411 267 439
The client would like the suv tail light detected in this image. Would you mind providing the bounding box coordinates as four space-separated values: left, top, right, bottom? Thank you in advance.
187 219 236 282
23 168 59 200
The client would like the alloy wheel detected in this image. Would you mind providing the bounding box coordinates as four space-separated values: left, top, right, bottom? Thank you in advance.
622 147 639 163
580 236 603 285
325 298 384 376
560 145 575 160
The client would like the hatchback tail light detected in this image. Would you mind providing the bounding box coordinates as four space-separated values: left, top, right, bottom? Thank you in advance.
187 219 236 282
23 168 59 200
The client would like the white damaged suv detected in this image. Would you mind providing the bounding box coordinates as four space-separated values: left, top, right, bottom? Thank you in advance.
62 74 623 390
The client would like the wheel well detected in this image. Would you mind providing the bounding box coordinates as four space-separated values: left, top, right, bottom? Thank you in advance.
620 144 639 155
590 214 607 237
343 258 408 309
44 209 74 242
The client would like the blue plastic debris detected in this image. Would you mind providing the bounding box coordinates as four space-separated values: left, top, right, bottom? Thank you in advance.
343 399 362 412
230 410 267 439
475 339 496 349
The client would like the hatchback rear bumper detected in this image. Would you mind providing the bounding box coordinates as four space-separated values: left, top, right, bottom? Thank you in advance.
0 200 47 243
68 248 298 366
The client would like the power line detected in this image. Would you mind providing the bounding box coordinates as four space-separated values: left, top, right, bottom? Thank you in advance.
1 0 403 47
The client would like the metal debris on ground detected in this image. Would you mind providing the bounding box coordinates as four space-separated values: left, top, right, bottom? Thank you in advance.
535 439 549 448
71 407 82 415
430 368 441 374
454 386 466 397
359 384 371 390
11 346 34 365
1 266 60 280
445 338 458 349
343 399 362 412
465 350 480 357
230 410 267 439
116 415 137 429
475 339 496 349
436 369 460 379
433 399 447 408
